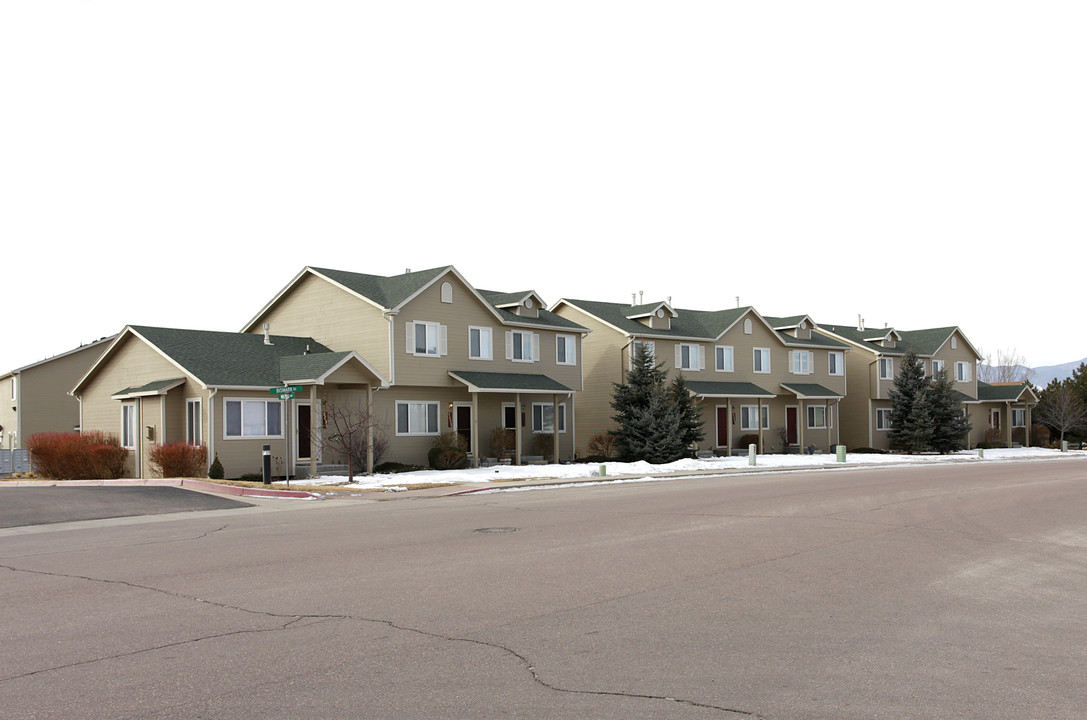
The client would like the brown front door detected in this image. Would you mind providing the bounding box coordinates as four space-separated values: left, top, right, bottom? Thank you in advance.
717 406 729 446
786 407 798 445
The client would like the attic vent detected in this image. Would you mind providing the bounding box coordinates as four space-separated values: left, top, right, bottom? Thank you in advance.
263 324 273 346
441 282 453 304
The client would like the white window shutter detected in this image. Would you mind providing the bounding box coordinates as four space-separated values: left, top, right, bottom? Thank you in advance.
405 322 415 354
533 334 541 362
675 345 683 369
505 331 514 360
439 325 448 356
789 350 796 373
570 339 577 366
807 352 813 374
698 346 706 371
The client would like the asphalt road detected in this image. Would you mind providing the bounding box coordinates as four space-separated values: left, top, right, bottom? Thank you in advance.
2 459 1086 719
0 486 253 528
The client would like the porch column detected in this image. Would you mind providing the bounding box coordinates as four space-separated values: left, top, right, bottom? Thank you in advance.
514 393 522 465
1006 401 1013 447
757 398 763 453
726 398 733 456
552 394 559 464
471 391 479 468
366 384 374 475
309 384 318 479
1027 404 1033 446
798 400 806 451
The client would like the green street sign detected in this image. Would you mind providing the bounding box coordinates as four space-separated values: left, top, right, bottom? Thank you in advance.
270 385 304 396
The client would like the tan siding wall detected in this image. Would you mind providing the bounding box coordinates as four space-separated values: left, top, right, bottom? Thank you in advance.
254 273 392 379
0 377 16 448
932 331 980 399
212 391 291 479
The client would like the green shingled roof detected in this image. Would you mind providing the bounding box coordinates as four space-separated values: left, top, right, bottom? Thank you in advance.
279 351 356 383
560 299 750 338
820 324 963 357
977 381 1038 403
310 266 451 309
779 383 843 399
129 326 333 388
448 370 574 393
685 381 776 398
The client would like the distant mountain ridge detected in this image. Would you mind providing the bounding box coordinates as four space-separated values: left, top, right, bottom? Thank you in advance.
1029 358 1087 388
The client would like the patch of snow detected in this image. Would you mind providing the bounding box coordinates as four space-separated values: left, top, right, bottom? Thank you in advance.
273 447 1082 491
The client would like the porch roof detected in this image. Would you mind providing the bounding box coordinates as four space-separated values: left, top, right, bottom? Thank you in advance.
448 370 574 394
977 381 1038 404
111 378 186 400
279 351 389 388
779 383 844 400
685 381 775 399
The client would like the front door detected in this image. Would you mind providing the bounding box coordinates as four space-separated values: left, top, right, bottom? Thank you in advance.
716 406 729 447
786 406 798 446
455 404 472 450
296 403 312 460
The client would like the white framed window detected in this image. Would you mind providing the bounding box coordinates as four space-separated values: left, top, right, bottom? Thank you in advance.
743 318 753 334
828 351 844 376
1012 408 1026 427
632 340 655 361
956 362 972 382
715 346 734 372
225 398 283 439
556 335 577 365
789 350 812 375
676 343 704 371
753 348 770 373
396 401 439 436
932 359 944 377
186 399 202 444
502 403 518 430
878 357 893 380
469 326 493 360
121 402 137 448
807 405 827 429
506 330 540 362
406 321 447 357
740 405 769 431
531 403 566 433
876 408 892 431
990 409 1001 429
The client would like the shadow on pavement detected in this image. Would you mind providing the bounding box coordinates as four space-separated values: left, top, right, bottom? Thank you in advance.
0 486 253 529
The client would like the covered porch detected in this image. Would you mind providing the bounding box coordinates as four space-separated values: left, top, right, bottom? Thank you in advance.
686 381 776 455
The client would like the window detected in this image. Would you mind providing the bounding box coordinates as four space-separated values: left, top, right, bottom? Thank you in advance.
807 405 827 429
396 401 439 435
876 408 892 431
932 359 944 377
532 403 566 433
878 358 893 380
506 330 539 362
676 343 704 371
406 321 446 357
789 351 812 375
502 404 518 430
753 348 770 373
956 362 972 382
990 409 1001 429
740 405 769 431
121 402 136 448
225 399 283 438
556 335 577 365
1012 409 1026 427
186 399 201 444
828 351 844 376
715 346 734 372
469 326 493 360
632 340 655 361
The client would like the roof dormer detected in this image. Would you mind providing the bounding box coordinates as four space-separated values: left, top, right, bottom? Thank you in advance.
625 301 677 331
488 291 546 319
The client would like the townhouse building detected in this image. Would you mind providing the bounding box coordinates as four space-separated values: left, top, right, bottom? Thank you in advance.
550 298 850 456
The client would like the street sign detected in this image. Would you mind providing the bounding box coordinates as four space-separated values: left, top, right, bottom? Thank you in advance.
270 385 304 396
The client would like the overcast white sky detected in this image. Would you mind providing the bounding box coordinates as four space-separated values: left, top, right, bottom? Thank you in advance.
2 2 1083 375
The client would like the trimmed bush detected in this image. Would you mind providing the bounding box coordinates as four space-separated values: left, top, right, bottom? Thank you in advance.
148 443 208 478
28 431 128 480
208 454 225 479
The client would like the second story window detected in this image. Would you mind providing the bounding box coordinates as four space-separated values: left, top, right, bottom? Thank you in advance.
828 351 844 376
878 357 893 380
753 348 770 373
556 335 577 365
407 321 447 357
469 327 493 360
631 340 655 367
716 346 734 372
676 343 703 371
956 362 972 382
506 330 539 362
932 359 944 377
789 351 812 375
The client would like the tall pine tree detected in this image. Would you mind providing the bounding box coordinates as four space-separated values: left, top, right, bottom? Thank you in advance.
928 367 972 453
887 348 932 453
610 343 692 463
671 374 706 454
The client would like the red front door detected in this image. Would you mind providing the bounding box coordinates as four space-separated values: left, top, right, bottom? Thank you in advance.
786 407 798 445
717 407 729 446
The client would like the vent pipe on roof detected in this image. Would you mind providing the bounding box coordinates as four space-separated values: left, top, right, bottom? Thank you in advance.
857 315 864 331
736 296 740 308
631 293 636 306
304 344 310 355
639 290 643 304
263 323 273 345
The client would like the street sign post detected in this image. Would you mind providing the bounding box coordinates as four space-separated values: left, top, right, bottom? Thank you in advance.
270 385 303 402
270 386 303 486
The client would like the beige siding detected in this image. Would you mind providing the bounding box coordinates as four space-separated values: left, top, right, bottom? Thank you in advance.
252 272 392 379
931 330 980 399
0 376 15 448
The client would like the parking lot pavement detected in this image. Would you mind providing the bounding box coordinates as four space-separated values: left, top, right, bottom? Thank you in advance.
0 486 253 529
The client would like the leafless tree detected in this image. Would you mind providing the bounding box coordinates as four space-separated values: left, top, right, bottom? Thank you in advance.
1034 385 1087 444
978 347 1034 384
318 400 387 483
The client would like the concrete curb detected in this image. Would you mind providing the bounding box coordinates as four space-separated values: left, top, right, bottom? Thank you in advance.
0 477 320 500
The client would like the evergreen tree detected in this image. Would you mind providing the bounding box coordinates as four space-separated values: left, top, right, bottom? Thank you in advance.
671 374 706 455
610 343 688 463
928 368 972 453
887 349 932 453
